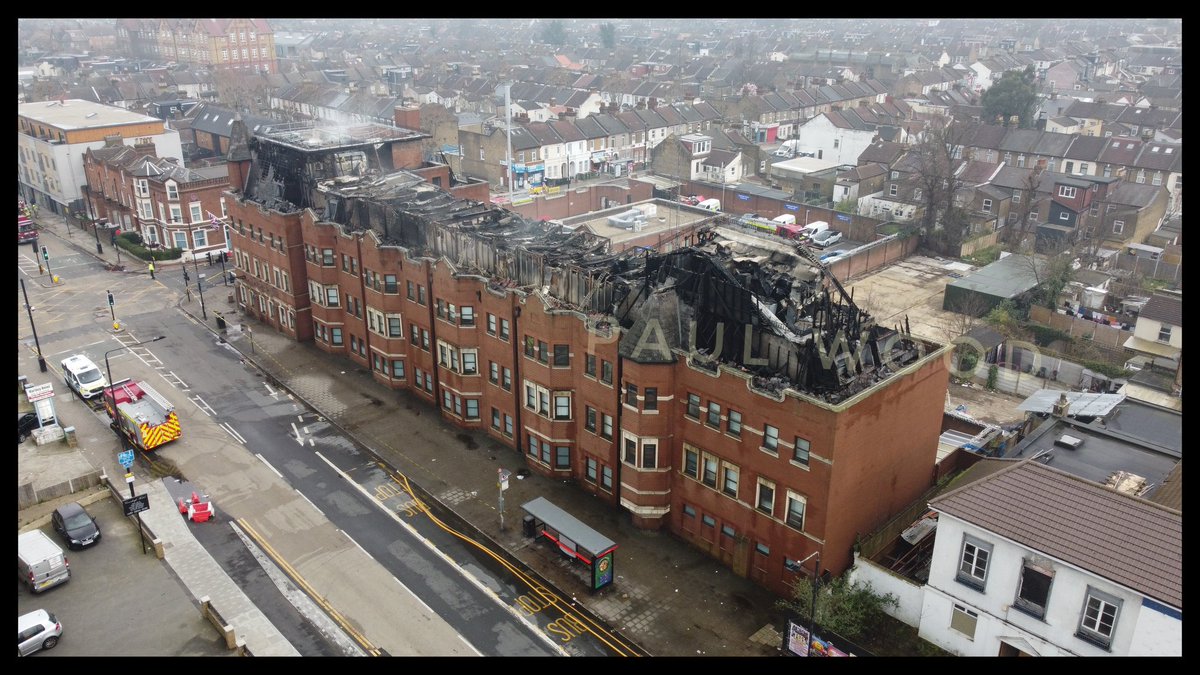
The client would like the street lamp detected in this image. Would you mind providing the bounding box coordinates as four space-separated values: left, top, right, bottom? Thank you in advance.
19 278 48 372
192 256 208 320
796 550 822 657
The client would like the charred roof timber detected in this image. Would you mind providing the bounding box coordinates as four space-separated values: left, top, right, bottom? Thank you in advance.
241 124 935 404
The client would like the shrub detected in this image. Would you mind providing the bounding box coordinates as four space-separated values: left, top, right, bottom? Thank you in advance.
987 364 999 390
115 234 183 261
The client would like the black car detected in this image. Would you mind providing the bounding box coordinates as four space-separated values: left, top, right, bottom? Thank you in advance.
52 501 101 550
18 411 40 443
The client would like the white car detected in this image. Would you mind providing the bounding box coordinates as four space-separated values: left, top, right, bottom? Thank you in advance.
809 230 844 248
18 609 62 656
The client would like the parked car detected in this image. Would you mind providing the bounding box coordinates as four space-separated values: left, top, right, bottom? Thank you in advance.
51 502 101 550
19 411 40 443
819 249 850 262
18 609 62 656
809 229 843 248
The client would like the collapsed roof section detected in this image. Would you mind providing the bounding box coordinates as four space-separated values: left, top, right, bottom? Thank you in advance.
241 124 934 402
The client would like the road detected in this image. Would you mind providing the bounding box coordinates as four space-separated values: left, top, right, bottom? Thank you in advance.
19 222 636 656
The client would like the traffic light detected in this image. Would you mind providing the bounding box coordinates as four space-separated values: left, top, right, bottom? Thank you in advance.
107 291 115 307
41 245 49 261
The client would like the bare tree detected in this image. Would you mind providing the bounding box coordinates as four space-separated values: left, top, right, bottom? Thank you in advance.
1003 163 1045 248
910 116 971 254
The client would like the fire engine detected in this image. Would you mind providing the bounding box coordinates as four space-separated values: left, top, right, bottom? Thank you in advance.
102 378 181 451
18 215 38 244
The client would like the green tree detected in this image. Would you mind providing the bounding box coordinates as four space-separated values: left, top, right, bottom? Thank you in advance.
834 197 857 214
542 19 567 46
778 575 899 641
981 66 1039 128
599 22 616 49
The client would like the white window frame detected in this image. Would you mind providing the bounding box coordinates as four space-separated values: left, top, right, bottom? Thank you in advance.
166 181 179 200
1058 185 1077 199
192 227 208 248
169 204 184 224
785 491 807 530
1112 220 1125 234
755 477 775 515
762 424 779 454
957 535 992 590
950 604 978 639
553 392 572 420
189 202 204 223
721 462 739 498
173 230 188 250
1077 587 1121 649
981 199 992 213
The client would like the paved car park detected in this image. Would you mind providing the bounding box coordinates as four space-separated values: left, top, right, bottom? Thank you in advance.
17 492 231 657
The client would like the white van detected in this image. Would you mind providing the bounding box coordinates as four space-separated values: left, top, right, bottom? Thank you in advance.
696 198 721 212
771 214 796 225
61 354 107 399
798 220 829 240
18 530 70 593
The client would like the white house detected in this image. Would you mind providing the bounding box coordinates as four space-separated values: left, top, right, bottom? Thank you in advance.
794 111 879 166
920 460 1182 657
1121 291 1182 378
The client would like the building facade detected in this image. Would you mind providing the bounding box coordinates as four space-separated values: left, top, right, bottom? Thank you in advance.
225 116 949 597
18 99 183 218
117 19 276 73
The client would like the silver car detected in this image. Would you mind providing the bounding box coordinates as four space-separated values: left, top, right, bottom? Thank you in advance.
17 609 62 656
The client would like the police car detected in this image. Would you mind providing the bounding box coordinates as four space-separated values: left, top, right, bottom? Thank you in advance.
61 354 108 399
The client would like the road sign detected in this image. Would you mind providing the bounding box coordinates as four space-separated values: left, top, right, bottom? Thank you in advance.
122 493 150 517
125 472 135 484
498 468 511 491
118 450 135 469
24 382 54 402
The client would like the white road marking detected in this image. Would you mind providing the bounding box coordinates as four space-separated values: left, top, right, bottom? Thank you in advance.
295 489 324 516
290 421 305 446
256 453 283 477
264 383 277 397
312 451 567 656
457 634 483 656
221 423 246 444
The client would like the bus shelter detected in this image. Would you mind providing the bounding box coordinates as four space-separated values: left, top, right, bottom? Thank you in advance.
522 496 618 592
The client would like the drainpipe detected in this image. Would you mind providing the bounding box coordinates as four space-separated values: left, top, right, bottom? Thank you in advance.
356 234 373 369
509 301 523 453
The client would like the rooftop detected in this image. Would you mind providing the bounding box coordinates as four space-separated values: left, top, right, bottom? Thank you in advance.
19 98 162 130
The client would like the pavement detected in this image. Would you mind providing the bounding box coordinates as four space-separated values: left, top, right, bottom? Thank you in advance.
22 209 789 657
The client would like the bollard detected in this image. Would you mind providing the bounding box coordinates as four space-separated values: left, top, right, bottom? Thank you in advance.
63 426 78 447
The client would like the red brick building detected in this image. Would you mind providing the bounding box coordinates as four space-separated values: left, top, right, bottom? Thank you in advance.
82 138 231 257
224 112 949 596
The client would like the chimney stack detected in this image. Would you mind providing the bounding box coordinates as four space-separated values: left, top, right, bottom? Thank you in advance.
1051 393 1070 418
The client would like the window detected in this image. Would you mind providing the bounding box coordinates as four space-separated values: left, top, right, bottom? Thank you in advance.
330 327 343 346
488 362 500 385
727 410 742 437
981 199 992 213
417 285 426 304
465 399 479 420
537 341 549 364
1012 191 1021 204
763 424 779 453
585 354 596 377
601 414 613 440
407 281 415 300
1112 220 1124 234
1079 163 1089 175
554 446 570 469
623 437 637 465
322 248 335 266
1058 185 1077 199
1014 561 1054 618
554 393 571 420
166 182 179 200
755 542 770 557
193 228 208 248
173 230 188 249
585 458 598 483
499 318 510 340
461 349 478 375
585 406 597 432
1151 173 1163 186
644 388 657 411
793 438 810 467
600 360 613 384
487 313 497 335
1078 587 1121 649
553 344 569 367
889 183 898 197
601 465 613 490
410 324 420 343
950 604 978 639
721 463 739 498
683 446 698 478
1157 325 1172 343
686 393 701 419
501 367 511 390
706 402 721 428
1059 211 1070 222
957 536 992 590
189 203 203 222
391 360 405 379
702 455 718 488
641 441 657 469
625 383 638 407
756 478 775 515
524 336 535 359
505 414 513 437
785 492 806 530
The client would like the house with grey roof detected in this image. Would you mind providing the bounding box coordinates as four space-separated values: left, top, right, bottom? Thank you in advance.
919 459 1181 656
1122 291 1182 396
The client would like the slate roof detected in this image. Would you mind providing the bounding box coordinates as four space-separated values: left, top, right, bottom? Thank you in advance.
1139 293 1182 327
930 459 1182 609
